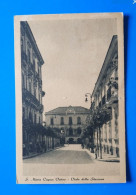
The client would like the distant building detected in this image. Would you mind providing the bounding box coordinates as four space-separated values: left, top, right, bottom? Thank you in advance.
21 21 45 152
45 106 90 144
91 35 119 157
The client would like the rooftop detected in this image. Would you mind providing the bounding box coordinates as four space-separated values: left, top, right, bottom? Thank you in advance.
45 106 90 115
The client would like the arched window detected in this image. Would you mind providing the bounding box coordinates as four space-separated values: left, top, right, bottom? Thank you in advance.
60 117 64 125
77 117 81 125
69 117 72 125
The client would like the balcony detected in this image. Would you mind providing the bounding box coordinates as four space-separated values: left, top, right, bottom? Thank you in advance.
106 86 118 106
22 88 43 112
22 88 39 104
39 79 42 86
35 72 40 80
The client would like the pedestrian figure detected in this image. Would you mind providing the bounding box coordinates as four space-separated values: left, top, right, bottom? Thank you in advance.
81 142 84 149
95 147 97 159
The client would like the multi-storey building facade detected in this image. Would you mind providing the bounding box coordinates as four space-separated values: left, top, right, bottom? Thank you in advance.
21 21 45 153
91 35 119 157
45 106 90 144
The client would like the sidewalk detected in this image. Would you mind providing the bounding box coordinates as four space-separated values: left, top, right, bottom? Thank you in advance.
23 146 63 160
85 149 120 163
97 153 120 163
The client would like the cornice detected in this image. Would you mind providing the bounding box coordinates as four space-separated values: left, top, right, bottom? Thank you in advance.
21 21 44 66
92 35 118 97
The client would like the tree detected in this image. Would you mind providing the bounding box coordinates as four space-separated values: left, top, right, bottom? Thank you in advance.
91 107 112 159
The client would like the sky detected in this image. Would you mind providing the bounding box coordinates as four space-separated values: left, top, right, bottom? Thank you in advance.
28 17 117 113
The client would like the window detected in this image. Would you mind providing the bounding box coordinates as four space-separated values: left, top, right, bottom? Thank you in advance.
77 117 81 125
21 37 23 50
69 128 73 136
34 87 36 97
60 117 64 125
50 118 54 125
22 74 25 88
34 113 36 124
102 95 105 105
38 66 40 77
23 107 25 120
29 82 31 93
33 60 35 71
27 49 31 64
107 86 111 100
29 112 32 122
69 117 72 125
77 127 81 135
39 93 41 103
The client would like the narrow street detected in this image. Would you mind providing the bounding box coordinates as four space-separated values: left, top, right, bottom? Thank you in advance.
23 144 120 176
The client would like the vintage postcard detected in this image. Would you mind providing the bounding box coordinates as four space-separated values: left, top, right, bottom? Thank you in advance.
14 13 126 184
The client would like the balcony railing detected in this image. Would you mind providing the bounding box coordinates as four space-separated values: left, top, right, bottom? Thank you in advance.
22 88 43 112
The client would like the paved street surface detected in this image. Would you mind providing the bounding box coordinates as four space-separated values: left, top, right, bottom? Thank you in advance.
24 144 93 164
23 144 120 176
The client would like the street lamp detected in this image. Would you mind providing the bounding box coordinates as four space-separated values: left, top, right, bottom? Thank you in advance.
85 93 92 104
42 121 46 127
84 93 94 152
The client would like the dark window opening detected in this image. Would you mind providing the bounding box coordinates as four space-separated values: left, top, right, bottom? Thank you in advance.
29 82 31 93
29 112 32 123
77 128 81 135
33 60 35 71
69 128 73 136
23 107 25 120
60 117 64 125
50 118 54 125
27 49 31 64
22 74 25 88
77 117 81 125
34 87 36 97
107 86 111 100
34 114 36 124
69 117 72 125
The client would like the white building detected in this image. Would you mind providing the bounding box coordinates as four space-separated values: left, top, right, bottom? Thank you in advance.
91 35 119 157
45 106 90 144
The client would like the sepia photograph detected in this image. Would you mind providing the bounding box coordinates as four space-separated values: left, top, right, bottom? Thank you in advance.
15 13 126 184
